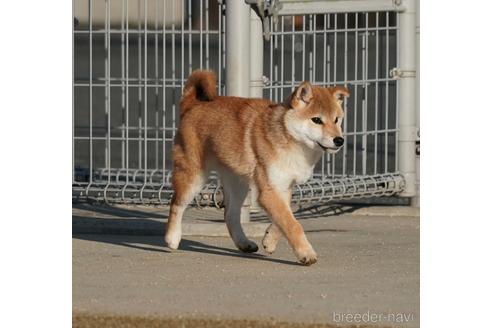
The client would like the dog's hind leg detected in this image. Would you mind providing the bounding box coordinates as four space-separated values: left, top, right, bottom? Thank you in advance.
165 166 205 250
221 171 259 253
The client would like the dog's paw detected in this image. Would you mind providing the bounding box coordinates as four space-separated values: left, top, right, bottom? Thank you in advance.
262 224 281 255
263 242 276 255
295 247 318 266
164 231 181 250
237 240 259 253
262 235 277 255
299 254 317 266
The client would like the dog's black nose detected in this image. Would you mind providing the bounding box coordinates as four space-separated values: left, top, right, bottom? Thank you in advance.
333 137 344 147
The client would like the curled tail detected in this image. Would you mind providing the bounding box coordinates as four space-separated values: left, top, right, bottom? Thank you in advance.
180 70 217 115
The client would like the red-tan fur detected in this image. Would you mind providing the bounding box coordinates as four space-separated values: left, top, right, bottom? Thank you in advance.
165 70 349 265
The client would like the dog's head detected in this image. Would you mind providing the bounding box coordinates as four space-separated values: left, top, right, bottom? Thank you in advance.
284 81 350 154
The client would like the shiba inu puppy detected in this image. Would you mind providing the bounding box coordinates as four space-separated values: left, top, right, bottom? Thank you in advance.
164 70 349 265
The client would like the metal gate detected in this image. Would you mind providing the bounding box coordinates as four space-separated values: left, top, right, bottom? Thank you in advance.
73 0 418 206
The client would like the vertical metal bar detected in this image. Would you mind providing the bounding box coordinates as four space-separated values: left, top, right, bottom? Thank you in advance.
342 13 348 177
333 13 337 84
72 0 75 183
331 13 337 178
322 13 327 86
397 1 417 199
301 15 306 81
205 0 210 69
250 8 263 98
274 22 278 101
274 59 278 102
188 0 192 75
171 0 176 139
384 12 389 173
222 2 227 95
218 0 222 94
143 0 148 187
125 0 129 187
291 15 295 90
154 0 159 170
137 0 143 170
105 0 112 189
353 13 358 176
120 0 125 171
309 15 316 83
268 18 273 100
200 0 203 68
414 0 420 207
321 13 327 180
88 0 93 186
374 12 379 174
280 16 284 100
104 0 108 170
362 12 368 176
395 12 399 170
180 0 185 130
162 0 167 181
308 46 316 84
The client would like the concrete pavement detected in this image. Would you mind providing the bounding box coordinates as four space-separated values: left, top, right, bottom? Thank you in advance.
73 205 419 328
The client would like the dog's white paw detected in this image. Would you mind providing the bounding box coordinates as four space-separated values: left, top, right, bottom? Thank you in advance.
164 229 181 250
295 245 318 266
262 232 278 254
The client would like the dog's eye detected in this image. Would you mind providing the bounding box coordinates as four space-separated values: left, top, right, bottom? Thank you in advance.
311 117 323 125
334 117 339 124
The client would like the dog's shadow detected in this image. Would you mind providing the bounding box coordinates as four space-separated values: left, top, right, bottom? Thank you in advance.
73 202 359 267
73 232 306 266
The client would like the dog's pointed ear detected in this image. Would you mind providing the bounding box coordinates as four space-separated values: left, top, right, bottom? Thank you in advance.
329 86 350 106
291 81 313 110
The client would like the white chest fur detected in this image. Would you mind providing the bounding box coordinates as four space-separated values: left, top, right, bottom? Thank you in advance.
267 144 322 191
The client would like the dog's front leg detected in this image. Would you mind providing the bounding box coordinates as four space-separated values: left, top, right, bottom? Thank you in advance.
257 187 317 265
262 189 291 254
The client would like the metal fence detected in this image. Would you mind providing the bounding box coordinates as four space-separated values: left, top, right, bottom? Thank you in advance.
73 0 418 206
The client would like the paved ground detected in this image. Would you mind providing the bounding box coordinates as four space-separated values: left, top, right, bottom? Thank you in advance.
73 205 419 328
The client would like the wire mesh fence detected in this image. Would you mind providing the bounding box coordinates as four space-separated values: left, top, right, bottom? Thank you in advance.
263 11 399 178
73 0 405 205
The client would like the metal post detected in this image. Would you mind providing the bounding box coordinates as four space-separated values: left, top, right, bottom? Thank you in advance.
226 0 251 96
250 8 263 99
248 7 264 214
226 0 251 222
413 0 420 207
397 0 417 200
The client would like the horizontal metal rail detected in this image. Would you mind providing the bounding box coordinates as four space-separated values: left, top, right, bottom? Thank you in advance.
74 30 221 35
276 0 405 15
73 172 404 206
73 77 395 88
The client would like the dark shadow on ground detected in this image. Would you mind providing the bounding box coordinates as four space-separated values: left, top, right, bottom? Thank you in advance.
73 201 366 222
73 202 169 219
292 203 363 219
73 201 357 266
72 215 165 235
73 233 303 266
